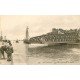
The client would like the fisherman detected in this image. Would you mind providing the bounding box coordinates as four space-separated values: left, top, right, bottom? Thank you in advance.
5 41 13 61
1 43 6 59
0 42 6 59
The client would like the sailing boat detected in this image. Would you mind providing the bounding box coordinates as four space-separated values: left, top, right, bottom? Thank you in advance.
0 29 3 41
16 39 19 43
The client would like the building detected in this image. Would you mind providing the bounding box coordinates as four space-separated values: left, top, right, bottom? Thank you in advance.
29 28 80 44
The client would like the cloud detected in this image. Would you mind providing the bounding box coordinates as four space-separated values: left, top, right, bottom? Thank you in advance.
1 15 80 40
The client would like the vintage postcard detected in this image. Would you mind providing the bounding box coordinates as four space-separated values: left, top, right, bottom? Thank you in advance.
0 15 80 65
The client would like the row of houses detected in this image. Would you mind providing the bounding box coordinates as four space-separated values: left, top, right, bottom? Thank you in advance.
29 28 80 44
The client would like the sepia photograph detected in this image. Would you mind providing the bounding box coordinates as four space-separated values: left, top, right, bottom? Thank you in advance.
1 0 80 80
0 15 80 65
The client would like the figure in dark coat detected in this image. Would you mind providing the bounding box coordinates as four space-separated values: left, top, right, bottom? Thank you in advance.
0 45 6 59
6 43 13 61
0 42 7 59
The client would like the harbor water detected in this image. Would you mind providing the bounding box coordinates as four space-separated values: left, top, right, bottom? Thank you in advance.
11 41 80 64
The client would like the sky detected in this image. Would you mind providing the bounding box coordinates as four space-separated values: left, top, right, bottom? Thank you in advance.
1 15 80 40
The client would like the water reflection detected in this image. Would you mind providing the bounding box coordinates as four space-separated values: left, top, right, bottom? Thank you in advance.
28 44 80 64
13 41 80 64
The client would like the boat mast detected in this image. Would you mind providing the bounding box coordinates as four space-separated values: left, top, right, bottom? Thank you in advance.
0 17 3 41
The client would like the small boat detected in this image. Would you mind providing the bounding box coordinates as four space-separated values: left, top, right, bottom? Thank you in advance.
16 40 19 43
